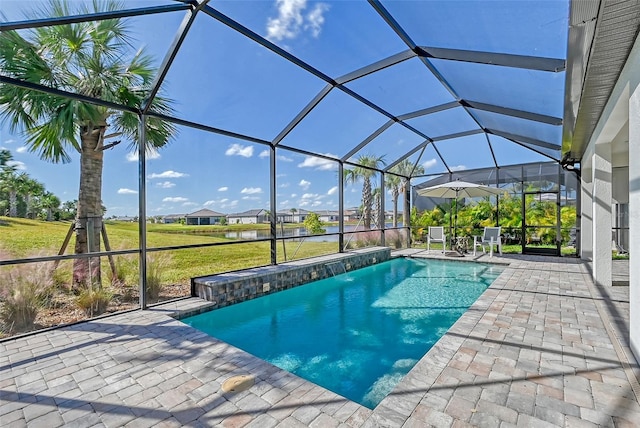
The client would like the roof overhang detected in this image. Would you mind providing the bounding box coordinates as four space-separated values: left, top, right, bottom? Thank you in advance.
562 0 640 164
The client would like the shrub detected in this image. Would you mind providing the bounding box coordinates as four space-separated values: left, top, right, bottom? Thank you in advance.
76 286 112 317
106 257 130 287
146 253 171 303
0 257 54 333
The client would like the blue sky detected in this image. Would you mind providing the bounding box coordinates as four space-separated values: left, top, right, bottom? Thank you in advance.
0 0 568 217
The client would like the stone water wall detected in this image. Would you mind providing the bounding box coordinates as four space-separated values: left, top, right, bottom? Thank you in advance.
191 247 390 308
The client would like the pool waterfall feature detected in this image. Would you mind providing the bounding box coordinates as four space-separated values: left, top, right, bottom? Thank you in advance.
191 247 391 308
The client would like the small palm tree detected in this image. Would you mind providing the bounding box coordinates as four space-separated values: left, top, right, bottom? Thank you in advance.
345 154 386 229
0 0 176 288
0 169 29 217
391 159 424 228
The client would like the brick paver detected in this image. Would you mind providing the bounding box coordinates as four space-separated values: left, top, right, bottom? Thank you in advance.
0 253 638 427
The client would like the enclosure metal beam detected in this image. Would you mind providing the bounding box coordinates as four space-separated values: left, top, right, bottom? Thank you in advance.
384 139 430 172
462 100 563 125
397 101 459 121
485 133 499 168
368 0 418 49
273 84 334 146
145 112 271 145
138 115 148 310
338 162 345 252
430 142 451 173
341 120 395 162
270 145 277 265
496 134 561 163
417 46 566 72
0 4 190 31
142 1 208 113
486 129 561 151
0 76 139 114
431 129 484 142
335 49 416 85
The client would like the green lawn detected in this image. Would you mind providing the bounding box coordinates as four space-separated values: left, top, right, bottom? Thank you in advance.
0 217 337 286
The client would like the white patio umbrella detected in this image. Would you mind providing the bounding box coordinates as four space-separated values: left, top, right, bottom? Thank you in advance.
416 180 503 242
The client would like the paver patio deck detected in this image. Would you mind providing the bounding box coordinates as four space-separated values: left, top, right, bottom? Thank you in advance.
1 252 639 427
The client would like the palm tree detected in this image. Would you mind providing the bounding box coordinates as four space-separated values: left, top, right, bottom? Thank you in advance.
391 159 424 228
385 173 401 227
345 154 386 229
38 191 61 221
22 177 45 219
0 169 29 217
0 0 176 288
290 207 297 223
0 149 11 166
371 187 382 229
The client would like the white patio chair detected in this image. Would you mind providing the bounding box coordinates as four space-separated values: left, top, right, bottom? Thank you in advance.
427 226 447 253
473 226 502 257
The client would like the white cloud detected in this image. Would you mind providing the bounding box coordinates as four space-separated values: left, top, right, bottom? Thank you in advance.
299 179 311 190
156 181 175 189
242 196 261 200
450 165 467 171
241 187 263 194
312 200 322 207
291 193 298 198
266 0 305 41
127 149 161 162
327 186 338 195
225 143 254 158
163 197 188 203
266 0 329 41
421 158 437 170
16 146 27 153
305 3 330 37
301 193 318 199
219 198 228 203
117 188 138 195
222 200 238 209
259 149 293 162
279 182 290 188
298 154 337 170
218 186 228 192
280 200 290 206
148 170 188 179
182 202 198 207
6 160 25 170
3 139 16 144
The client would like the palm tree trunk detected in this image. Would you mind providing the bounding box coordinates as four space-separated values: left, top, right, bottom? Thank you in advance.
363 178 372 229
73 125 105 289
392 189 399 228
8 191 17 217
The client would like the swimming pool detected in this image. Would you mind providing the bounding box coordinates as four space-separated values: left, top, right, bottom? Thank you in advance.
182 257 503 408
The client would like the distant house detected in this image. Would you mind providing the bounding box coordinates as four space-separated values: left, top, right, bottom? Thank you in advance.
227 209 269 224
163 213 187 224
344 207 361 221
315 210 345 222
287 208 311 223
185 209 226 225
113 216 136 222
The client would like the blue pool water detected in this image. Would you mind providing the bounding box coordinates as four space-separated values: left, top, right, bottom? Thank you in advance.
182 257 503 408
